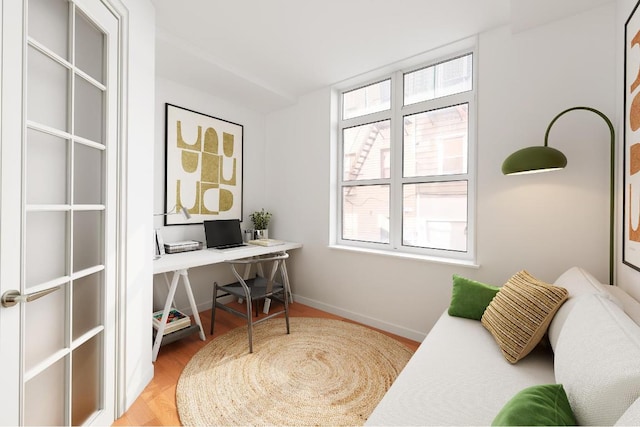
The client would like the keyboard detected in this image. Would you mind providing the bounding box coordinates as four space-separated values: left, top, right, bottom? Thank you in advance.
214 243 247 250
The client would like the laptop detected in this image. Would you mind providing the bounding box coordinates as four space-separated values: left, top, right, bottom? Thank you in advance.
204 219 247 250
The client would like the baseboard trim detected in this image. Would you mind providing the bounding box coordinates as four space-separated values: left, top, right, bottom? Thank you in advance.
292 294 427 343
178 294 427 343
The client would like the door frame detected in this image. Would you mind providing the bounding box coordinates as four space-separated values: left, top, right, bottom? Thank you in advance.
97 0 131 420
104 0 130 418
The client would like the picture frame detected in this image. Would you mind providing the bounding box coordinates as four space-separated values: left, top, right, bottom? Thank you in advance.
164 103 243 225
624 1 640 272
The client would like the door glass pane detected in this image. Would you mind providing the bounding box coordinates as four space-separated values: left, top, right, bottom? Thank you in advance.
74 143 103 204
72 335 101 425
343 120 390 181
28 0 69 60
404 54 473 105
73 210 103 272
26 128 68 205
75 10 105 84
403 181 468 252
403 104 468 178
72 272 102 340
74 75 104 144
27 46 69 132
343 79 391 120
342 185 389 243
24 357 66 426
25 285 66 371
25 211 68 288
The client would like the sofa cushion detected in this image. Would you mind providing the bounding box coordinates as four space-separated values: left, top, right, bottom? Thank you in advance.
548 266 620 351
365 311 555 426
481 270 568 364
491 384 576 426
448 275 500 320
555 294 640 425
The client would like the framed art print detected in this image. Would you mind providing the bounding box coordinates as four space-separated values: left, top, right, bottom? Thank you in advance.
624 0 640 271
164 103 243 225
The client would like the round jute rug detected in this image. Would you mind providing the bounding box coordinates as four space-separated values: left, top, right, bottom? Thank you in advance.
176 317 413 426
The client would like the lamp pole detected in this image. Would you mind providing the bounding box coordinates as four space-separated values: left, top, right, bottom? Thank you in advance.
544 107 615 285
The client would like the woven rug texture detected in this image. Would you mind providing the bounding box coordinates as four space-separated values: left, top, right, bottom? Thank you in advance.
176 317 413 426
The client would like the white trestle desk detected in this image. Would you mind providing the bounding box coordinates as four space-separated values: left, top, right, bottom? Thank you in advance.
152 241 302 361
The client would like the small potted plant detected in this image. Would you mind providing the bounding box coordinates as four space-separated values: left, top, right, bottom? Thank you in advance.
249 208 272 239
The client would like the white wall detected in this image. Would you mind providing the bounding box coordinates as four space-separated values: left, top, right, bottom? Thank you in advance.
152 77 269 314
121 0 156 412
264 4 618 341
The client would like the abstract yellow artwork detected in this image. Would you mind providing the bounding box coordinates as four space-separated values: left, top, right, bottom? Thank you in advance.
165 104 243 225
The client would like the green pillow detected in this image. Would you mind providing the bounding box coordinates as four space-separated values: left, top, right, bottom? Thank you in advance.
492 384 576 426
447 275 500 320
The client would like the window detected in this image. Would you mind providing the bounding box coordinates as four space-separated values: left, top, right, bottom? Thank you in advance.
336 52 475 261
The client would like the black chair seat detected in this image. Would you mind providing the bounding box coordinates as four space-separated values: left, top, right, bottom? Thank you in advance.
218 276 285 300
210 253 290 353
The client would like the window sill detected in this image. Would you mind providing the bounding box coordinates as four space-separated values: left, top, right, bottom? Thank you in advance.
329 244 480 268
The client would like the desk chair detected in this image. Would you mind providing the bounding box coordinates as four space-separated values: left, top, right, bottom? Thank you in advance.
210 253 290 353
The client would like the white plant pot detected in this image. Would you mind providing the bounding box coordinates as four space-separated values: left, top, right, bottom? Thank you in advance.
254 229 268 240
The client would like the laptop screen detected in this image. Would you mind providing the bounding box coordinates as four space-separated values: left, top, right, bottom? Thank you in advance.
204 219 245 248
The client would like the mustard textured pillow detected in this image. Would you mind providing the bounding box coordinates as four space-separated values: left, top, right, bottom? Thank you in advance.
481 270 568 364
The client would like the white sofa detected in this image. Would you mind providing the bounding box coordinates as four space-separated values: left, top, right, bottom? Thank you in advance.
366 267 640 426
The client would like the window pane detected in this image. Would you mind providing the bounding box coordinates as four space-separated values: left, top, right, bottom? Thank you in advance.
28 0 69 61
25 284 66 371
404 54 472 105
343 79 391 119
73 210 103 272
343 120 390 181
75 10 105 84
74 142 103 204
404 104 468 178
403 181 467 252
28 46 69 132
72 335 101 425
74 75 104 144
26 128 68 205
72 271 102 340
25 211 67 288
342 185 389 243
24 357 65 426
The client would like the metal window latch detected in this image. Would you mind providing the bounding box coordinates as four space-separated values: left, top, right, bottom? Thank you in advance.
1 287 60 308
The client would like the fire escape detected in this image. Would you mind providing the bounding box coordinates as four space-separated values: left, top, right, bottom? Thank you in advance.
345 122 389 196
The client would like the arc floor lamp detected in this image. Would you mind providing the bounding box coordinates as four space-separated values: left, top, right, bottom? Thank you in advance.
501 106 615 285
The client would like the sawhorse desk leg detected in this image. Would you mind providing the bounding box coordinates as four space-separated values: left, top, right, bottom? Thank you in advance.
152 268 206 362
281 258 293 304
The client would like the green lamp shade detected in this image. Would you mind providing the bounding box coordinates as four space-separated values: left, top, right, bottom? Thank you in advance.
501 146 567 175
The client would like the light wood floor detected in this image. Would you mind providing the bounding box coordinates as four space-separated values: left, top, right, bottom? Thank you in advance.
113 300 420 426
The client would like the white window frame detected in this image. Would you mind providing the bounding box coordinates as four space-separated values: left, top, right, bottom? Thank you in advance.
333 43 477 265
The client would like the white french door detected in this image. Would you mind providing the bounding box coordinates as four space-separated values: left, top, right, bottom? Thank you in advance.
0 0 121 425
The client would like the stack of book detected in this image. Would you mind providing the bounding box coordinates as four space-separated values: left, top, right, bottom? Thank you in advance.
248 239 284 247
152 309 191 335
164 240 203 254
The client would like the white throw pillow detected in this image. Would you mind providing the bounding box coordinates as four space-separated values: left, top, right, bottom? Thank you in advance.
555 293 640 425
548 267 620 351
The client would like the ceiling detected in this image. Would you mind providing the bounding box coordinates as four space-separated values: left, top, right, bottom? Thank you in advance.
152 0 614 113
